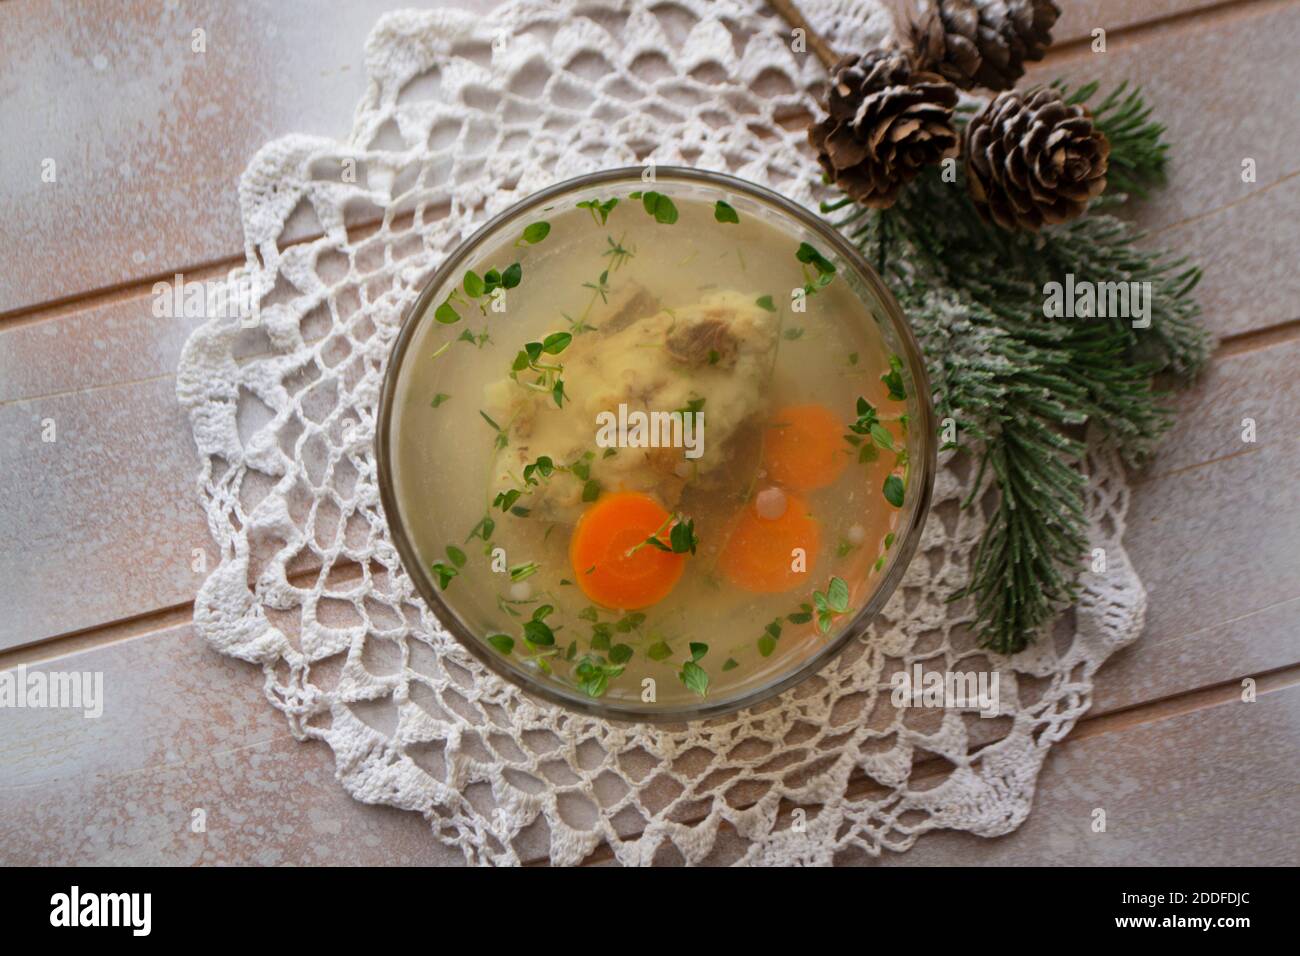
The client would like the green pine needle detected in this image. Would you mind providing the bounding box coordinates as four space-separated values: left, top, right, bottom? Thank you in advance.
1057 79 1170 200
824 82 1209 655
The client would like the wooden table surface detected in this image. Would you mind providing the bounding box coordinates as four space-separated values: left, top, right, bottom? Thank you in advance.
1 0 1297 866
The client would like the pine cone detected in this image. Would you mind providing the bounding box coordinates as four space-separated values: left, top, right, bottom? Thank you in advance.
809 49 959 208
965 86 1110 231
903 0 1061 91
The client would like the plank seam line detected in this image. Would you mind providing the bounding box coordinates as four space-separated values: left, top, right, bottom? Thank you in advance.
1130 442 1264 485
1214 315 1300 357
1068 662 1299 741
0 209 413 329
0 370 177 410
0 561 361 668
0 600 197 669
1134 593 1300 649
1149 169 1300 240
1043 0 1287 62
0 732 308 795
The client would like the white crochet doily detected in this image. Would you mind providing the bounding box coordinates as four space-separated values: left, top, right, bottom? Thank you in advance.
176 0 1145 865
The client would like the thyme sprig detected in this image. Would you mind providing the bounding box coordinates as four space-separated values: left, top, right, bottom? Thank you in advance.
510 330 573 408
625 513 699 557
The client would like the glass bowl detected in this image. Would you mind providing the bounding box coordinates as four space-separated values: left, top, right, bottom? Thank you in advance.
376 167 934 723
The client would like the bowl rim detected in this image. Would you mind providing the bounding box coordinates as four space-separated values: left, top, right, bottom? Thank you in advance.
375 165 935 724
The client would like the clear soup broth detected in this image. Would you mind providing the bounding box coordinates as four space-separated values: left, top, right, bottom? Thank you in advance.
384 173 928 718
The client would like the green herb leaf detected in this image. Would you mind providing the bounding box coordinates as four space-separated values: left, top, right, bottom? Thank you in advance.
614 612 646 633
430 562 458 589
722 657 739 671
577 197 619 225
787 603 813 624
493 488 522 512
581 478 601 502
603 234 635 271
580 671 609 697
679 660 709 697
522 618 554 646
827 576 850 613
669 517 698 555
757 634 776 657
430 393 451 408
487 633 514 655
509 561 540 582
795 241 836 276
434 301 460 324
881 354 906 401
609 643 633 665
689 641 708 662
638 190 679 224
501 262 522 289
446 545 467 568
646 640 673 662
883 474 905 508
541 331 572 354
467 513 495 543
520 221 551 244
463 270 485 298
713 200 739 224
755 294 776 312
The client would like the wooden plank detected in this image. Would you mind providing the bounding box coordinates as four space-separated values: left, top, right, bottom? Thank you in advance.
0 0 506 316
1029 0 1298 236
0 0 1266 317
870 678 1300 865
0 293 207 405
0 622 481 865
1090 337 1300 712
1054 0 1232 44
0 377 214 651
1152 176 1300 338
664 675 1300 866
3 627 1291 867
1027 0 1300 336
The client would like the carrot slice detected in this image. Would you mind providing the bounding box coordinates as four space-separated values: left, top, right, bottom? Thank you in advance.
762 404 848 491
569 492 686 609
718 493 820 594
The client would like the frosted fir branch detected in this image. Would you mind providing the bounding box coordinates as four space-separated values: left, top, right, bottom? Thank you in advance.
820 82 1209 653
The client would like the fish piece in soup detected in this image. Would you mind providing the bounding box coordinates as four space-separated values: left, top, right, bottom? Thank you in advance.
483 287 777 522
